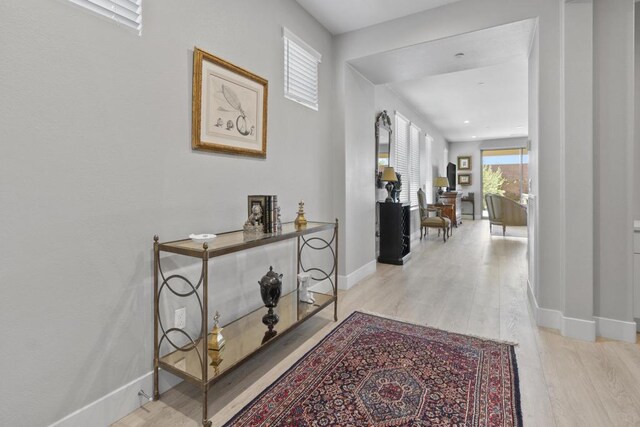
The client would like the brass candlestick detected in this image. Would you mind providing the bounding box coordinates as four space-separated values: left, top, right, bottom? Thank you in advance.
294 200 308 229
208 311 225 351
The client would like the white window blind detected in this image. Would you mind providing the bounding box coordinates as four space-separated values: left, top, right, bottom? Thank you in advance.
425 134 434 204
409 124 421 207
395 113 410 204
69 0 142 34
283 28 321 110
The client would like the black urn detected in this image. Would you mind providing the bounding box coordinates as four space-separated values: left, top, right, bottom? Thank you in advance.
259 266 283 329
259 266 283 308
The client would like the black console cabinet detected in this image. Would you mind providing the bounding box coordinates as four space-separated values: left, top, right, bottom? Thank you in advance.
377 202 411 265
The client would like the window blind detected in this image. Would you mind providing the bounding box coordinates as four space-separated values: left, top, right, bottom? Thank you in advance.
425 134 434 204
395 113 410 204
409 124 421 207
283 28 321 110
69 0 142 34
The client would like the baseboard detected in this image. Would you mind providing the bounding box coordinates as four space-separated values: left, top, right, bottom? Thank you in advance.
527 279 595 342
338 259 377 290
594 316 637 343
308 259 377 294
48 369 183 427
561 316 596 342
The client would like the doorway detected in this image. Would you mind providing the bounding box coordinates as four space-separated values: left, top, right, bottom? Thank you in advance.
481 148 529 217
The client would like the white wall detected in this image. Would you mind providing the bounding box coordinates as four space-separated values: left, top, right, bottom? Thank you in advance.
0 0 335 425
447 137 528 218
635 5 640 221
593 0 635 321
563 0 593 322
344 66 376 274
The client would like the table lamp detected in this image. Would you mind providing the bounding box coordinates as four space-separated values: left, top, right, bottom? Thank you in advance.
381 167 398 202
435 176 450 197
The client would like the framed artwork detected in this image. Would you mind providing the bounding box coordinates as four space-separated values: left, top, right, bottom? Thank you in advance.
192 47 268 158
458 173 472 186
457 156 471 170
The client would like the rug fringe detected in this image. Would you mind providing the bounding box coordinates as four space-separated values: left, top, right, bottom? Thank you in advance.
355 309 519 347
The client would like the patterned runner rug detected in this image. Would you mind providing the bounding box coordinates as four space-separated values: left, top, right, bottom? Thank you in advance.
224 311 522 426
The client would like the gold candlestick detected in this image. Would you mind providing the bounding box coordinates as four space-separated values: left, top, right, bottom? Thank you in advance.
208 311 225 351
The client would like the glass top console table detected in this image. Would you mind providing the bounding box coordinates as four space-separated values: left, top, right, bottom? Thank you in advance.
153 220 339 426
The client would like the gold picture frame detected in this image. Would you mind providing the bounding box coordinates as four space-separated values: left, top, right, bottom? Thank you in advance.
458 173 472 186
457 155 471 170
192 47 268 158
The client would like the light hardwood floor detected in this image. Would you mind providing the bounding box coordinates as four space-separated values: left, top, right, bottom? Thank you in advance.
115 219 640 427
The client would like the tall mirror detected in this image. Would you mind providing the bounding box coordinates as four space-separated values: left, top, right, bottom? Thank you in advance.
375 110 392 187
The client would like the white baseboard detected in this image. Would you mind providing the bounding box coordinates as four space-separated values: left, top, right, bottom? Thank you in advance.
595 316 637 343
308 260 377 294
338 259 377 290
49 369 182 427
527 280 595 342
561 315 596 342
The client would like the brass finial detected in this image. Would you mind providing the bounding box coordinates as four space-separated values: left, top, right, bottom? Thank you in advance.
153 235 159 242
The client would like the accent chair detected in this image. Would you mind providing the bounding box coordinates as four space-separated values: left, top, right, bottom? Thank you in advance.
484 194 527 236
418 189 451 242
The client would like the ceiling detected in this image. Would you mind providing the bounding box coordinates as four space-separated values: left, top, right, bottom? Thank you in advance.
388 61 529 142
295 0 461 35
349 19 535 142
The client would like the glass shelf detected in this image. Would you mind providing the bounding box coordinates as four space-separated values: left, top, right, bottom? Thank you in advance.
158 221 335 258
158 290 335 385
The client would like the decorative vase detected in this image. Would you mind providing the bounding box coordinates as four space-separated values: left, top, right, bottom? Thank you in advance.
259 266 283 329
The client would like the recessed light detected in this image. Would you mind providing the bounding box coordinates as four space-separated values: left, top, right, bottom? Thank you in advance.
464 120 470 124
478 82 485 85
455 52 465 58
516 125 523 129
472 136 477 139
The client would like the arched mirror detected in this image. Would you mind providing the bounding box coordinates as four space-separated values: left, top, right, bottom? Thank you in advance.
375 110 392 187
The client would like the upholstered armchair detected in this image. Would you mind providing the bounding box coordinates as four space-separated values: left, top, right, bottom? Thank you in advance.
418 189 451 242
485 194 527 236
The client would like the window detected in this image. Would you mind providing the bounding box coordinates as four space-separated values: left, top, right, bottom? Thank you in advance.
69 0 142 34
425 134 434 204
283 28 321 110
409 124 421 207
395 112 410 204
395 113 422 207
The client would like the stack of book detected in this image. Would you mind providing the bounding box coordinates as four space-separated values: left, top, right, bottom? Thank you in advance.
247 195 279 234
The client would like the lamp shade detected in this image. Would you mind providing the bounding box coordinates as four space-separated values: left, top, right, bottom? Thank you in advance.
434 176 450 187
381 167 398 182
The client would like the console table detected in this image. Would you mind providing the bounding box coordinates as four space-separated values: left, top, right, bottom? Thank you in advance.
153 221 338 426
461 195 475 220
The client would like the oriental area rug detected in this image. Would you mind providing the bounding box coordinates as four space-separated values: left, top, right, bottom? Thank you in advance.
224 311 522 426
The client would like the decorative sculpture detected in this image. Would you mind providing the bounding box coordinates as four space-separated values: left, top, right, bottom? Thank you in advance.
244 203 263 233
298 272 314 304
259 266 283 330
208 311 225 351
294 200 308 229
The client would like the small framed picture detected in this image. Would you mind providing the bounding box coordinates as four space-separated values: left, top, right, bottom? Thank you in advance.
457 156 471 170
458 173 472 186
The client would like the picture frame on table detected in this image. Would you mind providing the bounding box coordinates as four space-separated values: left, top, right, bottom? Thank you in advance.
192 47 268 158
457 156 471 170
458 173 472 186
